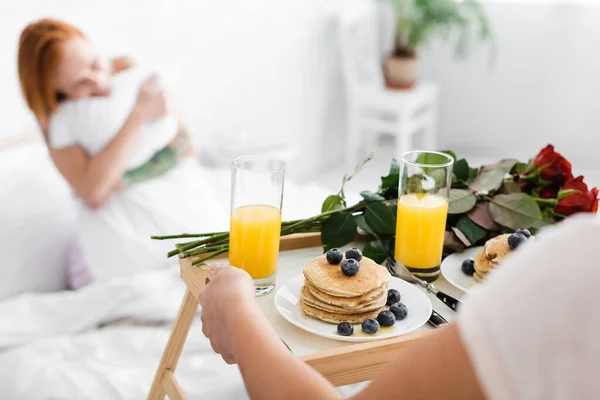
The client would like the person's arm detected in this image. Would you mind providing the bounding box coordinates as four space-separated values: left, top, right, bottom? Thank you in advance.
233 306 481 399
121 122 195 186
199 266 484 400
49 109 146 209
48 74 168 209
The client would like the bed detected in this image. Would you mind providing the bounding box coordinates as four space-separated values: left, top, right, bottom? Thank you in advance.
0 137 336 399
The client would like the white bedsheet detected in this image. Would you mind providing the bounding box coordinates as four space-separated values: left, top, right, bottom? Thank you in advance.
0 266 248 400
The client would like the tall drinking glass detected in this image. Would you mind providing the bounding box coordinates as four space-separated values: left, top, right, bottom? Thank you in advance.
395 151 454 282
230 155 285 296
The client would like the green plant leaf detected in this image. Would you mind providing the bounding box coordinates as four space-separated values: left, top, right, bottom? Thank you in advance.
381 158 400 189
364 203 396 235
321 212 357 250
484 159 518 174
355 215 375 236
467 202 502 231
362 240 390 264
403 174 426 194
448 189 477 214
415 152 453 166
471 168 505 193
439 150 457 161
453 158 470 181
455 216 488 245
468 167 479 180
499 180 521 194
360 191 385 202
321 194 344 213
488 193 543 230
513 162 529 174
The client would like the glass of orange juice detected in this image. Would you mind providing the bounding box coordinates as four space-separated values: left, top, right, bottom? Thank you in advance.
395 151 453 282
230 155 285 295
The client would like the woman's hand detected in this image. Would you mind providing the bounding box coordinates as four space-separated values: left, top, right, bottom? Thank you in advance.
134 74 170 123
198 264 256 364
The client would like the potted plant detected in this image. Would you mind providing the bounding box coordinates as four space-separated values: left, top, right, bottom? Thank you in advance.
384 0 492 89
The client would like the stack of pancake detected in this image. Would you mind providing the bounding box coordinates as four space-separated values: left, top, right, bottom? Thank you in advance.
473 233 533 282
300 254 391 324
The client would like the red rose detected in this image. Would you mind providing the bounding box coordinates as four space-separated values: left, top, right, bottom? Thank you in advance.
534 145 574 186
555 176 599 216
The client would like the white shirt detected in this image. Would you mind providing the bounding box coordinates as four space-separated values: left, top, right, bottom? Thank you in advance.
458 215 600 400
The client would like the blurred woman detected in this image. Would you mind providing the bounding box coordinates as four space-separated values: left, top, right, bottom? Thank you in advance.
18 19 223 286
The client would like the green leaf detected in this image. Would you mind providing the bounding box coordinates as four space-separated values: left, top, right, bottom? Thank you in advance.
499 180 521 194
360 191 385 202
355 215 375 236
471 168 505 193
455 216 488 245
321 212 357 250
403 174 426 194
484 159 518 174
362 240 390 264
364 202 396 235
513 162 529 174
468 167 479 180
321 195 344 213
381 158 400 189
488 193 543 230
448 189 477 214
439 150 457 161
453 158 470 181
415 152 453 166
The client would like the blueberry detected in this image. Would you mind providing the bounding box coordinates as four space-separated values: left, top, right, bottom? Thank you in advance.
361 318 380 334
390 303 408 320
341 259 360 276
345 247 363 262
508 233 527 250
326 248 343 265
377 310 396 327
337 322 354 336
386 289 401 306
461 259 475 276
515 228 531 239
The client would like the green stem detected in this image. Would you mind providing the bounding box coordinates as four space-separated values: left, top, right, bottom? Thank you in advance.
192 248 228 265
533 197 557 206
182 244 229 258
151 231 225 240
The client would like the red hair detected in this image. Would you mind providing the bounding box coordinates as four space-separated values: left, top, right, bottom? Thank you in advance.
17 19 84 130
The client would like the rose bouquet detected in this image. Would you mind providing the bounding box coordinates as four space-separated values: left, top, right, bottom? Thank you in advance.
153 145 598 266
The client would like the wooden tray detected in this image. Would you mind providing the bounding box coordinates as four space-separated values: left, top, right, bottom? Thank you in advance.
147 233 431 400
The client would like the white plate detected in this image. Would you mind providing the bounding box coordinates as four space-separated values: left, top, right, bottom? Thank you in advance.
274 274 432 342
440 247 482 293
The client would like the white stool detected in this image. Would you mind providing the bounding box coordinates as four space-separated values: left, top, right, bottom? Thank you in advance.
339 0 440 166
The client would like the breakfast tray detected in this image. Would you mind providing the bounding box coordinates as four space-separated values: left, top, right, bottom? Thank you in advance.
147 233 431 400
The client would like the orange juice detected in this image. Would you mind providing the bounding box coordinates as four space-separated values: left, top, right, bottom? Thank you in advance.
395 194 448 270
229 204 282 279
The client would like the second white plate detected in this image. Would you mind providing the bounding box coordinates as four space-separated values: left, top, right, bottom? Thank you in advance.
440 246 482 293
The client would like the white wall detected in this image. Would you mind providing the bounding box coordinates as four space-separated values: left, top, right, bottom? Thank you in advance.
3 1 600 180
420 1 600 174
0 0 346 178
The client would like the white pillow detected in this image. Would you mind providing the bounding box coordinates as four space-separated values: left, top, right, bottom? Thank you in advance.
0 139 76 299
48 66 178 170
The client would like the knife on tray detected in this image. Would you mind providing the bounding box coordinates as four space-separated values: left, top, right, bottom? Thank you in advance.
385 257 463 313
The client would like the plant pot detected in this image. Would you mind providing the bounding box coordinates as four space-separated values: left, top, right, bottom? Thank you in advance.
384 55 418 90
